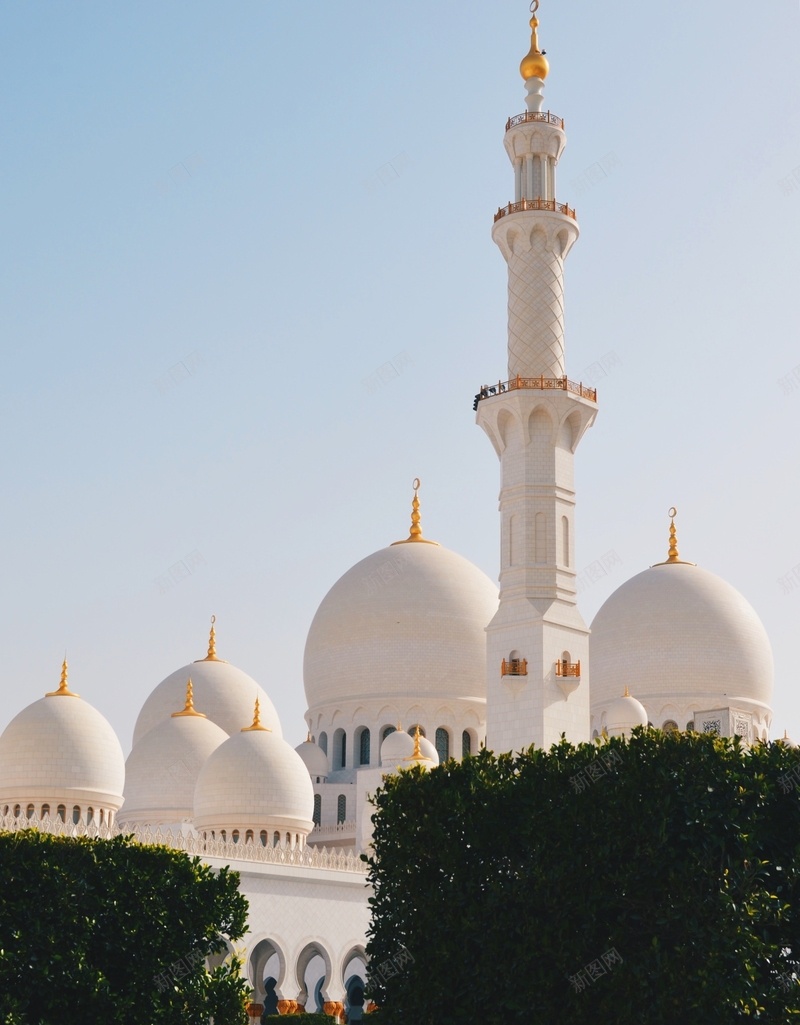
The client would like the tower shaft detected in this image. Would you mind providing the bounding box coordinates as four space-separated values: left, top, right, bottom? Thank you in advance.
476 14 597 753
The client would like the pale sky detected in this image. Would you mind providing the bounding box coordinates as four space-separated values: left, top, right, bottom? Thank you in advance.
2 0 799 753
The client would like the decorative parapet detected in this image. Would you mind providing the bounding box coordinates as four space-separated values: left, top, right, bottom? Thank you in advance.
494 198 576 223
310 820 357 838
501 658 528 677
473 375 597 410
0 812 367 875
506 110 564 131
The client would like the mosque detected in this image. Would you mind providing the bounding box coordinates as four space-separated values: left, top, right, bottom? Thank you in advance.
0 4 776 1020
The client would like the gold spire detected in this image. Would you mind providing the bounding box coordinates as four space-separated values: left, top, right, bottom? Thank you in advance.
391 479 439 546
404 725 428 764
172 678 207 718
242 696 271 732
195 615 229 663
520 0 550 81
623 685 630 698
46 657 80 698
652 507 696 567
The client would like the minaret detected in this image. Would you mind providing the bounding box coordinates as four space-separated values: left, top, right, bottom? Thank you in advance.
476 2 597 752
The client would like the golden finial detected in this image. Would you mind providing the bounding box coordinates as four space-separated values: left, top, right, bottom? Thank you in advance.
242 696 271 732
172 678 207 718
306 730 312 743
623 685 630 698
391 479 439 546
652 507 696 567
520 0 550 81
195 615 229 664
46 657 80 698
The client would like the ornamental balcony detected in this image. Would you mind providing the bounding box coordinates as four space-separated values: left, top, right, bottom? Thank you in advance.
505 110 565 131
555 659 581 678
494 198 576 223
501 658 528 677
473 375 597 410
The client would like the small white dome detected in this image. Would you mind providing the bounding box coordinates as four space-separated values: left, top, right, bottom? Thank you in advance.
0 665 124 814
777 732 797 749
304 539 497 713
134 656 281 745
120 685 228 826
380 728 439 769
194 707 314 837
295 737 329 780
604 691 648 738
591 561 773 720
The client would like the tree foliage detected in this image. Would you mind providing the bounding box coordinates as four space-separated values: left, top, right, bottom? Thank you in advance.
0 830 250 1025
366 730 800 1024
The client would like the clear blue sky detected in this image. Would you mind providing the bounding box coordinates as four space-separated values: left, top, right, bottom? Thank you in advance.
2 0 799 751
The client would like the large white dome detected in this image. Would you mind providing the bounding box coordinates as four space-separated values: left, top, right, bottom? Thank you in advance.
120 684 228 826
303 539 498 712
590 561 773 716
194 705 314 838
133 629 281 744
0 665 125 815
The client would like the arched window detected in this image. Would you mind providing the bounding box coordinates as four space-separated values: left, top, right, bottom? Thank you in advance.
319 731 328 755
359 728 371 766
57 805 66 823
333 728 346 769
99 809 104 825
462 730 472 758
232 830 240 844
382 725 396 742
273 831 280 847
435 728 449 762
313 794 321 826
72 806 80 825
285 832 291 847
260 830 268 847
26 804 34 820
245 830 253 844
87 807 94 825
41 804 50 819
337 794 347 824
340 730 347 768
220 830 227 842
662 720 679 733
13 805 20 819
686 720 695 732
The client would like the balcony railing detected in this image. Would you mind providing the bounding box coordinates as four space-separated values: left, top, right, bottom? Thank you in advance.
474 375 597 410
506 111 564 131
501 658 528 677
555 659 581 678
495 198 576 223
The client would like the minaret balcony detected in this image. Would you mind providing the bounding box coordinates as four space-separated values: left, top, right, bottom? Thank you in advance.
506 110 564 131
555 659 581 678
501 658 528 677
473 375 597 410
494 198 576 223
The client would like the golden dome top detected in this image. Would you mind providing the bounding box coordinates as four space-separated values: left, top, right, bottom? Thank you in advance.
520 2 549 81
391 478 439 546
46 657 80 698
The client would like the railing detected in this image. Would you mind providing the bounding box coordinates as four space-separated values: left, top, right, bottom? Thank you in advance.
506 110 564 130
501 658 528 677
0 812 368 875
555 660 581 678
474 375 597 410
495 198 576 223
310 820 357 837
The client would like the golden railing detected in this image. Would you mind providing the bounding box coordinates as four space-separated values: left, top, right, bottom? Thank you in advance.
506 111 564 131
555 660 581 678
494 198 576 223
474 375 597 410
501 658 528 677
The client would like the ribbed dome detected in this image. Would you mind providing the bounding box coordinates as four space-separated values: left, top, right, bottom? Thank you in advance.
120 701 228 826
591 562 773 715
295 737 329 780
0 669 124 813
303 541 497 712
133 659 280 745
194 714 314 836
